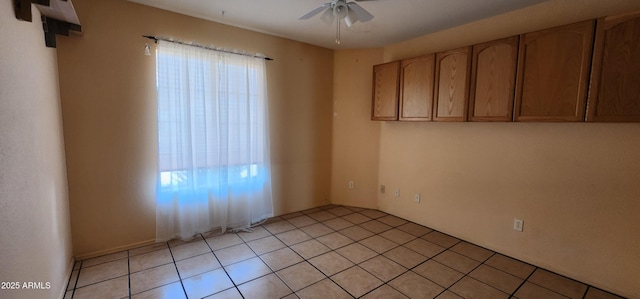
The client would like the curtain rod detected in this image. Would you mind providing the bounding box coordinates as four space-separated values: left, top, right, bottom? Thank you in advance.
143 35 273 61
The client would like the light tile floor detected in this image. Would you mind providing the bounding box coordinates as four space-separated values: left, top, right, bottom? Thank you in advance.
64 205 625 299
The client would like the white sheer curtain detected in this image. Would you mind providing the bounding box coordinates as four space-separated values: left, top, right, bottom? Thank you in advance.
155 40 273 242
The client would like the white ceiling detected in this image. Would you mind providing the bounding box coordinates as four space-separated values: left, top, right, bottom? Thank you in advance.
127 0 548 49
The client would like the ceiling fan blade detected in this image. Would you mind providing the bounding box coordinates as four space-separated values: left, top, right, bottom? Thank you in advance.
347 2 373 22
298 3 331 20
344 9 358 27
320 8 335 25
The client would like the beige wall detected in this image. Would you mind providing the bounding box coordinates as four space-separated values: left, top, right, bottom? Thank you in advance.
358 0 640 297
0 2 74 299
28 0 639 296
330 49 383 209
56 0 333 258
377 123 639 297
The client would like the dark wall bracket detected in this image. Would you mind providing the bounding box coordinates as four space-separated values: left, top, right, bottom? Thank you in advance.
15 0 50 22
14 0 82 48
42 16 81 48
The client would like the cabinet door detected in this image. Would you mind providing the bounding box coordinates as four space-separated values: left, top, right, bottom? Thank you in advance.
434 47 471 121
399 54 435 121
371 61 400 121
587 12 640 122
469 36 519 122
515 20 595 122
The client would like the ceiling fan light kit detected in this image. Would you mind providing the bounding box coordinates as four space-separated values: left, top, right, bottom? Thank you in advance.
299 0 374 45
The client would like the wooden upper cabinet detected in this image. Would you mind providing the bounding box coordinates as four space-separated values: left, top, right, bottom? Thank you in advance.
371 61 400 121
434 47 471 121
399 54 435 121
515 20 595 122
469 36 519 122
587 12 640 122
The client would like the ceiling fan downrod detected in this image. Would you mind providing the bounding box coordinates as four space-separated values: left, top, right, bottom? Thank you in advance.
336 17 341 44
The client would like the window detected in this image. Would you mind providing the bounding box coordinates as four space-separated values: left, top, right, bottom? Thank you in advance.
156 45 268 190
155 40 273 241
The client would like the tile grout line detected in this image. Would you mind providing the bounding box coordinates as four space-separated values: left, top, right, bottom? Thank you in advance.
126 243 186 296
408 238 468 298
70 260 81 299
262 226 310 297
424 251 486 298
510 265 538 297
357 266 410 298
72 274 130 292
451 256 513 298
166 239 190 299
371 241 461 298
283 210 358 298
526 275 589 299
425 247 485 298
478 256 535 290
238 226 295 297
71 253 133 294
74 261 136 290
275 210 361 297
283 211 418 298
269 217 348 297
202 231 246 298
444 237 554 298
298 212 404 298
127 250 131 299
353 227 435 298
63 262 75 296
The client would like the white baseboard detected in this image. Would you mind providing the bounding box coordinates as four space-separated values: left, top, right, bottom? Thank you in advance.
75 239 157 261
58 256 75 299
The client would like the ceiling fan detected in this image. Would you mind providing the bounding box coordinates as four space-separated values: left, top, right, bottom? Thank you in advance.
299 0 375 45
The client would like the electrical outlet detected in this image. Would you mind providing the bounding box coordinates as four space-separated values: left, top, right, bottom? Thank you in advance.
348 181 354 189
380 185 385 193
414 193 420 203
394 189 400 198
513 219 524 232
